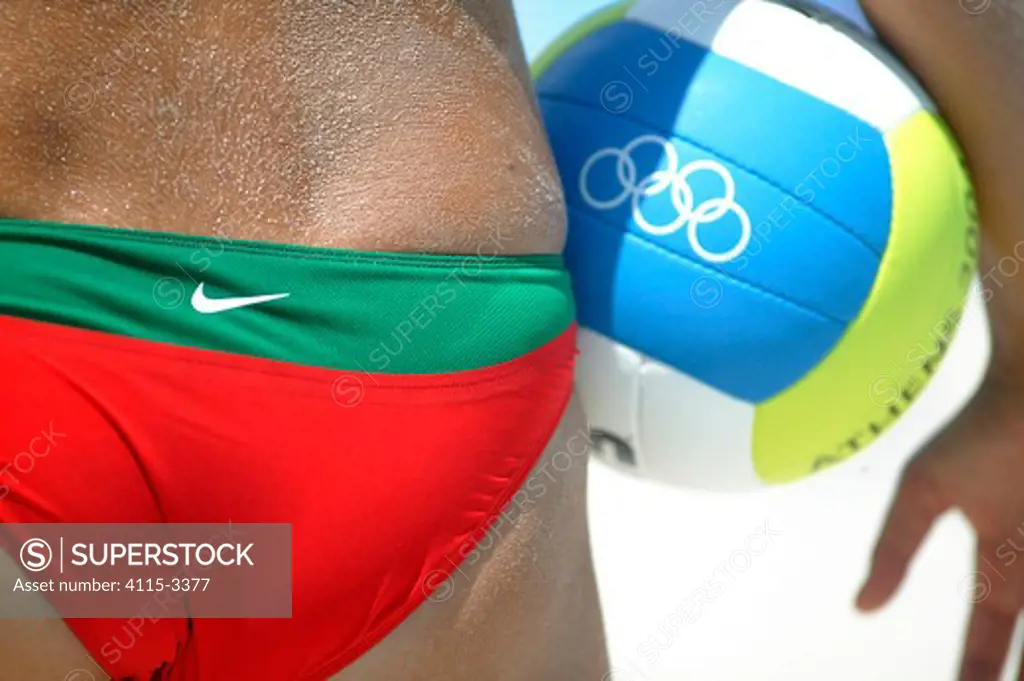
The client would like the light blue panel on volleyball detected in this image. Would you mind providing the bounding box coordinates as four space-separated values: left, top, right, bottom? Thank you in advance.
535 20 893 254
795 0 874 36
512 0 874 62
821 0 871 31
564 208 848 402
545 99 879 322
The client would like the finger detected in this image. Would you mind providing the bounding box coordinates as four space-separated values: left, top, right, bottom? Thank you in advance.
857 465 948 612
1017 626 1024 681
960 595 1017 681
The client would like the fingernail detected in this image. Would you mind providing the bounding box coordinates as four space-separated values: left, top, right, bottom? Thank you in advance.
855 585 876 611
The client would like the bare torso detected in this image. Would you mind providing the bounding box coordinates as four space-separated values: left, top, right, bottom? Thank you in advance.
0 2 607 679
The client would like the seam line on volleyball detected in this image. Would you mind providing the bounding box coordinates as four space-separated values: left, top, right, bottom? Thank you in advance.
567 204 849 326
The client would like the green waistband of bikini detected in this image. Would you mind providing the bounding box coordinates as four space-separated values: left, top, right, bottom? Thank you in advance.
0 219 575 373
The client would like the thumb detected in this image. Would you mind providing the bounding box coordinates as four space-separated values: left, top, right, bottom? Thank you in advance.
856 454 952 612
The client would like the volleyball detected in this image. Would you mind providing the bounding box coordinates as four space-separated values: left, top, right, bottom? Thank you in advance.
534 0 978 489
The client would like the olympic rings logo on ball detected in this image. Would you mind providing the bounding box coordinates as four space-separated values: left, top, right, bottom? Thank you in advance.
579 134 752 264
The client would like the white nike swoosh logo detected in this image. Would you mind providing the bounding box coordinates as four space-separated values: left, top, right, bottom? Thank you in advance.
190 283 290 314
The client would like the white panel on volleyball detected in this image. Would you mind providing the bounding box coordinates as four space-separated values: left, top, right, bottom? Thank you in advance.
636 355 762 491
625 0 932 132
575 329 645 470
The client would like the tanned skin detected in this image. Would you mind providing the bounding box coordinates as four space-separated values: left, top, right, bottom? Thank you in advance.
0 2 606 679
856 2 1024 680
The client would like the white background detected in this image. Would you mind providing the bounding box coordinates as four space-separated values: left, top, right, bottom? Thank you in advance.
510 1 1021 678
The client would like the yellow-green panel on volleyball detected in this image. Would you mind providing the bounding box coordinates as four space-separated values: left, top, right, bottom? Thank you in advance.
752 110 977 484
534 0 978 490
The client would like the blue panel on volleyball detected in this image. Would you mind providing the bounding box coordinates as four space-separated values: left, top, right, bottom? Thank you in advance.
536 20 893 254
544 99 880 323
564 207 848 402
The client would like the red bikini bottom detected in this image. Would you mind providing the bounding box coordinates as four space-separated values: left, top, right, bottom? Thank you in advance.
0 315 576 680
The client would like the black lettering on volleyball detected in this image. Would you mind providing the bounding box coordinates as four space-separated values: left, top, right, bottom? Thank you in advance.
591 430 636 466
